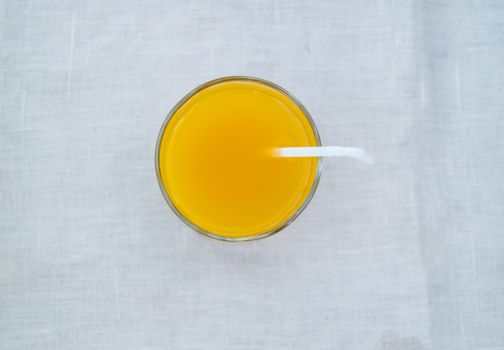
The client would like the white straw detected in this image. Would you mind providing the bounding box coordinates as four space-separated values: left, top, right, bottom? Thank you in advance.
273 146 374 164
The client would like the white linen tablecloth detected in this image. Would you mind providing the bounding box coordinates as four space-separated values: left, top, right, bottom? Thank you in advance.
1 1 503 349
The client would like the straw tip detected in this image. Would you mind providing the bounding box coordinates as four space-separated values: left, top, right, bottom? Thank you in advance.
361 153 375 165
269 148 282 157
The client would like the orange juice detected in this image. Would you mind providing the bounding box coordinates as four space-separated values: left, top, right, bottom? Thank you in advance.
156 77 320 240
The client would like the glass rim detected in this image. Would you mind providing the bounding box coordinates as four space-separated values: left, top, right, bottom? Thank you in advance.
155 76 323 242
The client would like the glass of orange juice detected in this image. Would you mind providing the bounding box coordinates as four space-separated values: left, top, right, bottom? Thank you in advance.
155 76 322 242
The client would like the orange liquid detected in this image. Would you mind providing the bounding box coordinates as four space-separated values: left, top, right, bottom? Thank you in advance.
158 78 319 239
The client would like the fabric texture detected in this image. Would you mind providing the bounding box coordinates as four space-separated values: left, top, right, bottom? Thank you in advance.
1 0 503 349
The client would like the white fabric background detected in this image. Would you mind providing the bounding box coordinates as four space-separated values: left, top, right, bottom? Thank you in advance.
1 1 503 349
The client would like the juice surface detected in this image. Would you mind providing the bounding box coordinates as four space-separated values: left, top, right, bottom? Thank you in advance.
158 79 319 239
